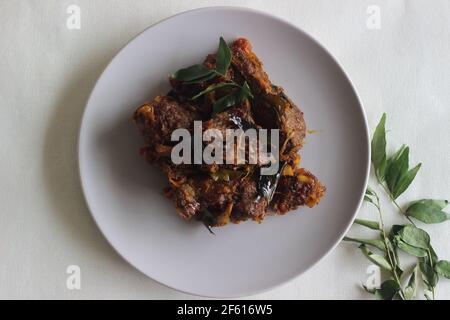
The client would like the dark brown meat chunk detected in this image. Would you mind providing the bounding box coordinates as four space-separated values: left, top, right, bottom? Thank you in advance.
230 38 272 94
272 168 326 214
232 177 267 223
254 90 306 159
133 96 199 145
160 162 201 219
133 96 200 162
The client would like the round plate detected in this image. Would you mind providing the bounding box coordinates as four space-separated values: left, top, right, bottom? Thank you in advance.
78 6 369 297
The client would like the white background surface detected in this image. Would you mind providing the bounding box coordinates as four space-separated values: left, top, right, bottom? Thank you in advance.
0 0 449 299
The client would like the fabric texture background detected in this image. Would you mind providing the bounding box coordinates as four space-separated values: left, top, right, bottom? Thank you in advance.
0 0 449 299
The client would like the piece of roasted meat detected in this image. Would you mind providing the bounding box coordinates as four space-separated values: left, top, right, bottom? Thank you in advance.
133 38 325 229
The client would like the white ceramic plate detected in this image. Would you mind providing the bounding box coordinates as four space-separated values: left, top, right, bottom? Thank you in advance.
78 6 370 297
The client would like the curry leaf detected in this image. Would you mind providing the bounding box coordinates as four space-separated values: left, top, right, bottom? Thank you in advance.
386 226 405 276
240 81 253 98
371 113 387 180
172 64 215 82
388 225 405 240
216 37 232 75
385 238 403 276
420 258 439 288
404 265 418 300
385 144 406 174
398 225 430 249
364 188 377 205
359 245 392 270
191 82 239 100
426 245 439 265
435 260 450 279
375 280 400 300
419 246 439 289
392 163 422 199
386 146 409 194
413 199 449 210
353 218 380 230
212 90 244 115
394 236 428 257
184 71 218 84
343 236 386 251
405 199 450 224
212 82 253 115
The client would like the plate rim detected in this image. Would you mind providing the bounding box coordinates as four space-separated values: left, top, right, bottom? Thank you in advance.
77 5 371 298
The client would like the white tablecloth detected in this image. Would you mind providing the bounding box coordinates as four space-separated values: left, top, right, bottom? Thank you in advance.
1 0 449 299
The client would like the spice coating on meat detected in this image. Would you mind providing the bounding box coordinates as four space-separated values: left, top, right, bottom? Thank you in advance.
230 38 272 94
134 96 199 146
272 168 326 214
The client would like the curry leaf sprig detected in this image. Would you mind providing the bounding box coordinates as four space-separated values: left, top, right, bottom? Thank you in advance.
344 114 450 300
171 37 253 115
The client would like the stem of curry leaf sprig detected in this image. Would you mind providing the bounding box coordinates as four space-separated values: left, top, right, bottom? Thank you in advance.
371 191 406 300
425 249 437 300
376 175 417 227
